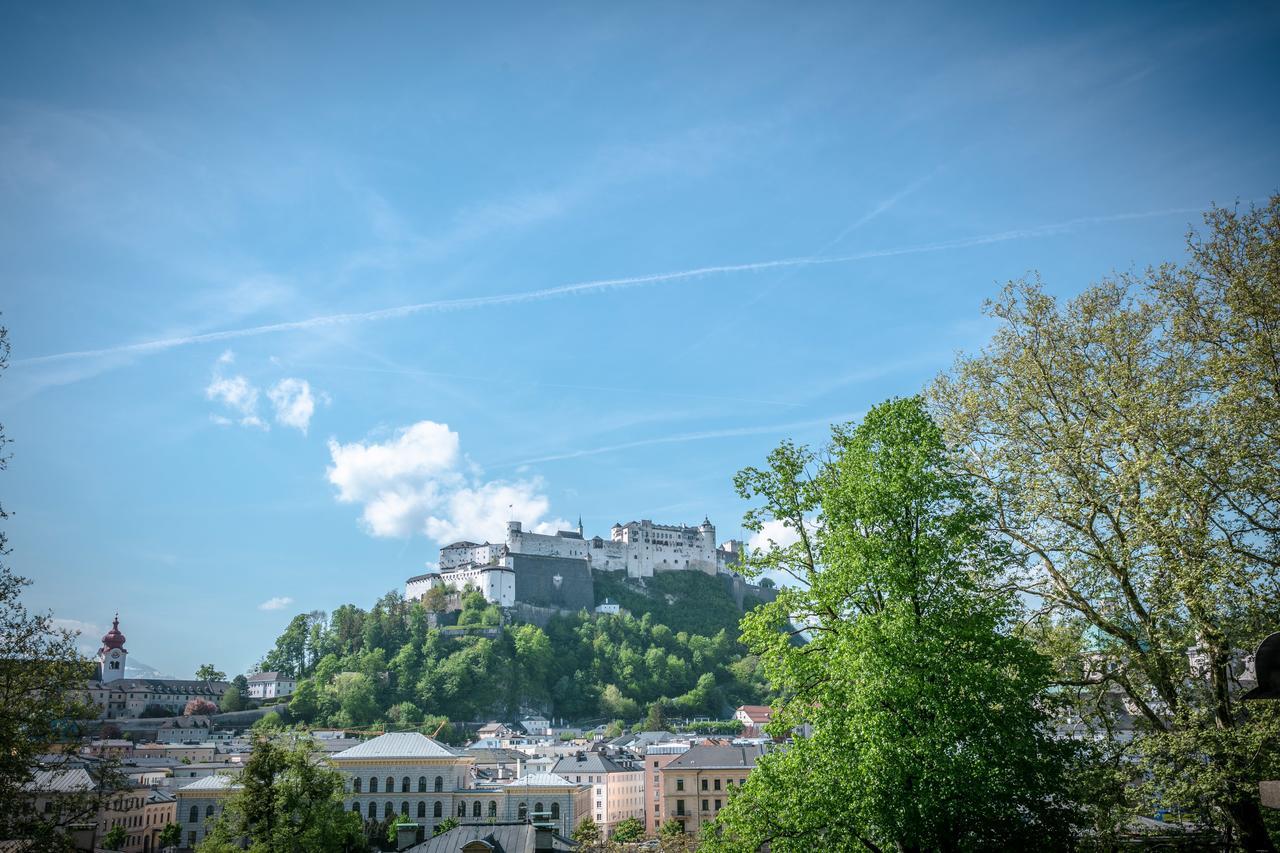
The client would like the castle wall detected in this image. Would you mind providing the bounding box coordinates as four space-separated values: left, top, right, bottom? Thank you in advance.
510 553 594 613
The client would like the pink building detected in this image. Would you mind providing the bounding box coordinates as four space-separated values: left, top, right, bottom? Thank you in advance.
553 751 644 838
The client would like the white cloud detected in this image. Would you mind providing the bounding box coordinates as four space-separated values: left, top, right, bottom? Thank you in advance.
52 617 99 637
748 518 806 552
258 596 294 611
326 420 568 543
268 378 315 434
206 374 259 418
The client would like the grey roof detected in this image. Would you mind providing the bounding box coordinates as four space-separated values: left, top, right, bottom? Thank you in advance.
667 744 764 770
332 732 460 760
407 823 575 853
88 678 229 692
506 772 578 788
24 768 95 793
552 753 633 776
178 775 241 792
147 789 176 803
247 671 291 682
467 747 529 765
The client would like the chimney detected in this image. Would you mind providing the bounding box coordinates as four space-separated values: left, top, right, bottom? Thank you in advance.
396 821 419 850
535 824 555 852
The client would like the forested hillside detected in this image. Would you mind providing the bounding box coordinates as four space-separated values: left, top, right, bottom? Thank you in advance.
259 584 771 730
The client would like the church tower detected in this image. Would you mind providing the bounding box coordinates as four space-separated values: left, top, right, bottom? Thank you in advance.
98 614 127 683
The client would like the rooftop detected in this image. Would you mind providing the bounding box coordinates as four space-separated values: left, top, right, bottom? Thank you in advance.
505 772 579 788
178 774 242 792
667 744 765 770
406 822 574 853
332 732 461 760
24 768 95 794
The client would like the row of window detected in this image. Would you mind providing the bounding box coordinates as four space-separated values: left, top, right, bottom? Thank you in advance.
352 775 445 793
347 800 560 821
673 777 745 792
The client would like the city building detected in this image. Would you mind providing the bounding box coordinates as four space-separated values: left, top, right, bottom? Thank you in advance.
552 751 644 838
81 615 229 719
142 789 176 853
733 704 773 737
245 671 296 700
643 743 690 834
24 768 156 853
175 774 240 850
659 744 765 835
407 822 576 852
331 732 589 838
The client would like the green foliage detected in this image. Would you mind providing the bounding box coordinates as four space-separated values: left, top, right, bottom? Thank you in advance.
159 822 182 847
675 719 742 735
658 819 686 838
929 196 1280 849
612 817 645 842
198 736 363 853
264 587 768 727
219 686 244 713
251 711 282 733
432 816 459 836
592 570 748 638
572 817 601 843
705 398 1082 852
195 664 226 682
102 825 127 850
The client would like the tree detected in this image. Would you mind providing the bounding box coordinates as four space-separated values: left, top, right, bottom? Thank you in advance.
251 711 282 733
195 664 226 682
0 321 122 850
612 816 645 842
219 687 244 713
572 817 601 844
643 701 668 732
159 822 182 848
930 197 1280 851
102 824 127 850
232 673 249 694
183 699 218 717
199 736 362 853
432 816 459 836
705 398 1081 852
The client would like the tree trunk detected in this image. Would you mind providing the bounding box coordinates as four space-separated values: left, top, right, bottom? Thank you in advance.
1225 796 1276 853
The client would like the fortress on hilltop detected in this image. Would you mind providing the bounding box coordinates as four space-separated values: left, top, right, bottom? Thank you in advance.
405 516 746 611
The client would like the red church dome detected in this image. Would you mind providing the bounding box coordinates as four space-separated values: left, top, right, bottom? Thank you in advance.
100 614 126 651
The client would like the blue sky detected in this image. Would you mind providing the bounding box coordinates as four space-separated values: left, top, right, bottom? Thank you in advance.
2 2 1277 678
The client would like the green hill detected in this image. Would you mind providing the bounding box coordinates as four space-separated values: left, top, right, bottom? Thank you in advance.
591 570 763 638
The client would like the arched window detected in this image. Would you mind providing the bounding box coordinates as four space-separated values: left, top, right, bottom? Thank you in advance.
418 776 427 793
433 801 442 818
434 775 443 792
385 776 394 793
188 806 198 823
417 802 426 818
457 801 466 817
369 776 378 793
384 802 393 819
550 802 560 820
488 801 497 817
400 801 409 816
353 777 362 793
351 802 361 814
472 802 481 818
518 802 527 821
401 776 410 793
367 803 377 819
534 802 543 817
205 805 214 818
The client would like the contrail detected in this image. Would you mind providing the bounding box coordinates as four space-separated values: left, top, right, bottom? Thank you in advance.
18 204 1203 366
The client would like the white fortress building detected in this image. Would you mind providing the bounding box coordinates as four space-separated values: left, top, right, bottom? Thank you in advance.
405 516 743 607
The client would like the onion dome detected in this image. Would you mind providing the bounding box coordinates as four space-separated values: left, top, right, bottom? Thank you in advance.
100 614 127 651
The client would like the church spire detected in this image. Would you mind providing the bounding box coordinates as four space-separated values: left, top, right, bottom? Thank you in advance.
577 515 584 536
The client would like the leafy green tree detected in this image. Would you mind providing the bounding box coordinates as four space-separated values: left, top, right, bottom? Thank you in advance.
930 197 1280 850
195 664 226 682
331 671 378 724
102 825 127 850
706 398 1080 852
199 736 362 853
643 701 668 732
251 711 282 733
232 673 249 694
572 817 601 844
159 822 182 848
219 687 244 713
612 816 645 842
432 816 459 836
658 819 686 837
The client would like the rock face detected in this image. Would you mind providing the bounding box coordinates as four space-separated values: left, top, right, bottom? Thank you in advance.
510 553 595 613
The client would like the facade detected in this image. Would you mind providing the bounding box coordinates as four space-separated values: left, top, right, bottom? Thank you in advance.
643 743 689 834
733 704 773 736
175 774 241 850
25 769 157 853
142 789 176 853
659 744 764 835
407 822 576 852
331 733 589 838
552 752 644 838
82 615 229 719
245 671 296 699
405 561 517 608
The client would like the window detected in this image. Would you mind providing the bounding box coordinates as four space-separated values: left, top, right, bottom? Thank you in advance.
205 805 213 818
434 776 444 792
550 803 559 819
701 779 708 791
417 802 426 818
402 777 410 793
489 801 497 817
352 802 361 814
535 802 543 816
384 802 393 819
676 800 685 816
701 799 708 812
714 779 721 791
188 806 198 823
369 777 378 793
675 779 684 792
457 801 466 818
353 778 362 793
386 776 394 793
715 799 722 811
418 776 427 793
367 803 377 819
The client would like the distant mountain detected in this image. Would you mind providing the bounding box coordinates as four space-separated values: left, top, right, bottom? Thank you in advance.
124 658 175 679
